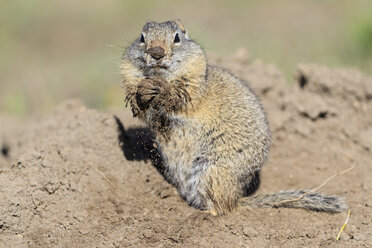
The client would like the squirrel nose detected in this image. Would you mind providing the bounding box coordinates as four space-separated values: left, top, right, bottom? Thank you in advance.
147 46 165 60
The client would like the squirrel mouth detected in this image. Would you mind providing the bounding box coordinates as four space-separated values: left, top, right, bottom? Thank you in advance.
144 64 169 77
150 64 168 70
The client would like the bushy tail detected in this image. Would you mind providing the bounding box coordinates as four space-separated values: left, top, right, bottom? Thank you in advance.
240 190 347 213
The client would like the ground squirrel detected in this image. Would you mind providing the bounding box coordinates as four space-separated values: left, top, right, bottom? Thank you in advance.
120 20 346 215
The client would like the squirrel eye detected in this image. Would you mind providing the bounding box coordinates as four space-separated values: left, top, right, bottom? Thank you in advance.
140 33 145 43
174 33 180 43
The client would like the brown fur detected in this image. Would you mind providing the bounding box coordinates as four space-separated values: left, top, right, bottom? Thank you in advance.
121 20 346 215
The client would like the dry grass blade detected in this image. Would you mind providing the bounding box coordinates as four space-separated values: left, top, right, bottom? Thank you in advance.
87 161 118 191
336 209 351 240
271 166 354 208
75 165 89 184
310 166 354 192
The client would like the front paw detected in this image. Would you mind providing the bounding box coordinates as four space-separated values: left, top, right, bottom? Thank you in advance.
125 93 141 117
136 78 165 110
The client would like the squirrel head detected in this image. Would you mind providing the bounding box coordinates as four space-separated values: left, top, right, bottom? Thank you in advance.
123 20 206 80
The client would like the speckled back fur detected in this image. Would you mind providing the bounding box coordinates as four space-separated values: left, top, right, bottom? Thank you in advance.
121 20 346 215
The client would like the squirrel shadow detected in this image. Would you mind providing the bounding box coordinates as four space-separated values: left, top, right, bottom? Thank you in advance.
114 116 165 175
114 115 260 197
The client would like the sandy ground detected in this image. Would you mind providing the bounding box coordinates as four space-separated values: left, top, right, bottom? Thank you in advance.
0 52 371 247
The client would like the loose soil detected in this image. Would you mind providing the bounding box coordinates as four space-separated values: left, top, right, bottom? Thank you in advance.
1 51 371 247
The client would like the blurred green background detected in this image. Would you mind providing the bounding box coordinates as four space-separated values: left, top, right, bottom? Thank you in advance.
1 0 372 117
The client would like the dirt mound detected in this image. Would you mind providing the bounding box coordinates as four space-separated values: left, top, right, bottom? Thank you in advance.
1 54 371 247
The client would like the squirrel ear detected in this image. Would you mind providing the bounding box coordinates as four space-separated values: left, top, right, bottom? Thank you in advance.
176 19 188 37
